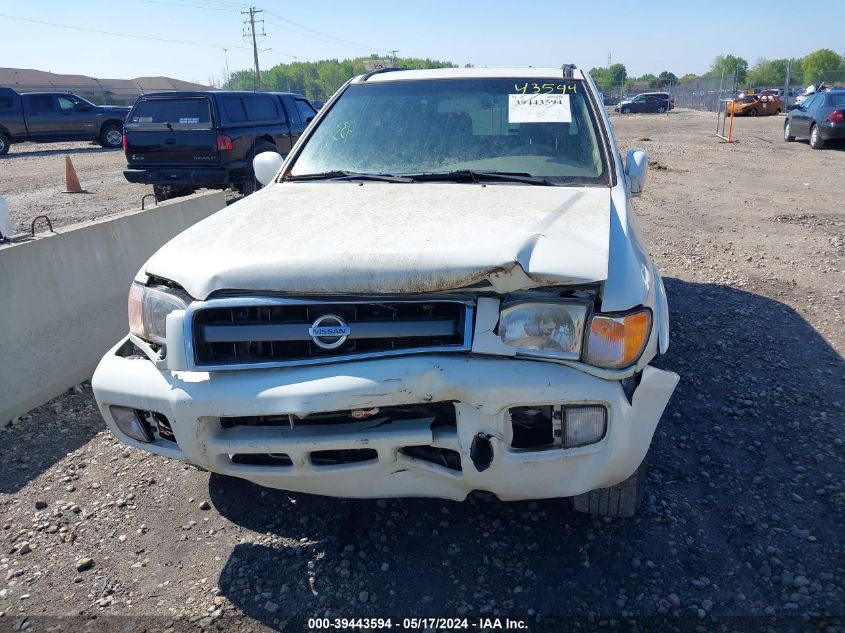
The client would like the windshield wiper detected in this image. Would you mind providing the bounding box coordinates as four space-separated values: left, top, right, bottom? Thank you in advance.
407 170 554 185
286 171 412 183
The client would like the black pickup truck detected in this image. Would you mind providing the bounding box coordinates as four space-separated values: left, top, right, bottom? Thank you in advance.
122 90 317 199
0 87 130 155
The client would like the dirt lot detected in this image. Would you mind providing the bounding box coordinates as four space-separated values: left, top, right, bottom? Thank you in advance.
0 142 237 234
1 110 843 632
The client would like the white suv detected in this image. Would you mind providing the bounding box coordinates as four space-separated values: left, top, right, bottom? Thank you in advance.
93 66 678 517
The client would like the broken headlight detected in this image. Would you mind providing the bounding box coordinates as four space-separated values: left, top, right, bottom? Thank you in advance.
499 301 588 359
128 282 189 345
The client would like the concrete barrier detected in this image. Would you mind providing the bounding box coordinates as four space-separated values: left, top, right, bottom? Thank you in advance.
0 191 227 424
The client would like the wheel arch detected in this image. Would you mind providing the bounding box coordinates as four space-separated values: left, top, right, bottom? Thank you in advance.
99 119 125 135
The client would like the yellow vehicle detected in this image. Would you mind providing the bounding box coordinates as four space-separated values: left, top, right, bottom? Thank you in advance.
727 93 783 116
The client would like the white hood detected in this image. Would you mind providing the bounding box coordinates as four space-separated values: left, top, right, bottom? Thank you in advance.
145 182 612 299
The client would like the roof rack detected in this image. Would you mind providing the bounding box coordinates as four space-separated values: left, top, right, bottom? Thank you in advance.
561 64 577 78
360 67 406 82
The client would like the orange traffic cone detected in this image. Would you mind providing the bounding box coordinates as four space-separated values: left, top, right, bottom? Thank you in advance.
63 156 88 193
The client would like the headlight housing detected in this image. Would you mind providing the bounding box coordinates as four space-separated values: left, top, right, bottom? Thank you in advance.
499 301 589 359
128 282 189 345
498 299 652 370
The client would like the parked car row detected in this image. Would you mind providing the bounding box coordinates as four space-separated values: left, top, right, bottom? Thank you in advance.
0 85 320 200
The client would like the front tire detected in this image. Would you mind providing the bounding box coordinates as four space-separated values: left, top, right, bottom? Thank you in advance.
747 108 757 117
571 458 647 518
809 124 825 149
621 107 631 114
0 132 9 155
784 121 795 142
99 124 123 149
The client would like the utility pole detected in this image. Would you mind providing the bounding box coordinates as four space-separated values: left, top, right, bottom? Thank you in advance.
388 50 398 66
242 6 264 90
783 59 792 108
288 55 297 92
222 48 231 89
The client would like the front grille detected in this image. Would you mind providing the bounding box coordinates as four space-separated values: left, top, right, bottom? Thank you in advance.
188 298 472 369
221 401 458 429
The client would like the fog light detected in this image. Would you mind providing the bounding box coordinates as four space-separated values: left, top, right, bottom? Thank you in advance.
564 405 607 447
109 406 152 443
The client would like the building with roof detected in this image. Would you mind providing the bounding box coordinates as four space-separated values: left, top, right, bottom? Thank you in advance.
0 68 212 105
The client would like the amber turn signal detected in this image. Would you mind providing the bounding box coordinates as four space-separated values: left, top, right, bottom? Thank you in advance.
584 310 651 369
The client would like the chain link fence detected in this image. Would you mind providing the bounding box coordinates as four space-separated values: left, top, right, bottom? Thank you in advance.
595 70 844 113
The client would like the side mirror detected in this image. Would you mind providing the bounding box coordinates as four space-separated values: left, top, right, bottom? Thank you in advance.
74 103 91 111
253 152 285 186
625 149 648 197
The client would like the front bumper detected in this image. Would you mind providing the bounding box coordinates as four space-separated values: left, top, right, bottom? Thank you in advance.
92 338 678 501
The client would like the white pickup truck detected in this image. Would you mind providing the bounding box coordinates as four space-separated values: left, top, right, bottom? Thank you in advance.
93 66 678 517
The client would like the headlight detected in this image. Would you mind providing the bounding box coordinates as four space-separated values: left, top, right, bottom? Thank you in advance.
583 309 651 369
499 301 588 359
128 282 189 345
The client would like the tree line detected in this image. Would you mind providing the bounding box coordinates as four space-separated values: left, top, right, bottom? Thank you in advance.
226 55 458 100
589 48 845 94
224 49 844 101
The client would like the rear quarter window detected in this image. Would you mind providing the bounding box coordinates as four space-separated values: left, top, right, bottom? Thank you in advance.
242 95 279 122
223 96 247 122
127 97 213 129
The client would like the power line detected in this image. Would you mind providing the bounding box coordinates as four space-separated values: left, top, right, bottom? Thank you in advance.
263 19 381 53
0 12 249 49
135 0 240 12
263 9 384 52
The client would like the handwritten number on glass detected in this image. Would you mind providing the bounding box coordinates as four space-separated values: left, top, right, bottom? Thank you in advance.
513 83 577 94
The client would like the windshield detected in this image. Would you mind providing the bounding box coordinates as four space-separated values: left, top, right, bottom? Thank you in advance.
288 78 609 185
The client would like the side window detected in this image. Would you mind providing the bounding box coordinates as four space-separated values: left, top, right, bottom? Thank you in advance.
57 97 76 111
295 98 316 123
243 95 278 121
223 96 247 122
28 95 55 112
803 94 820 110
0 96 14 109
282 96 302 124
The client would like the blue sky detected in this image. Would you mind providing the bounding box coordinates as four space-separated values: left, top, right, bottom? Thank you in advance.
1 0 843 84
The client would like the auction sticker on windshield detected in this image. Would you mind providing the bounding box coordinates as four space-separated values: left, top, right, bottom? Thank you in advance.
508 93 572 123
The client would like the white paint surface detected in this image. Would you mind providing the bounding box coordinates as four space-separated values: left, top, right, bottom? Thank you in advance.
145 183 612 299
93 344 678 501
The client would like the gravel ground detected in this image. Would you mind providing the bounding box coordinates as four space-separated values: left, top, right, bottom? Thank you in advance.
0 141 238 234
1 110 843 632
